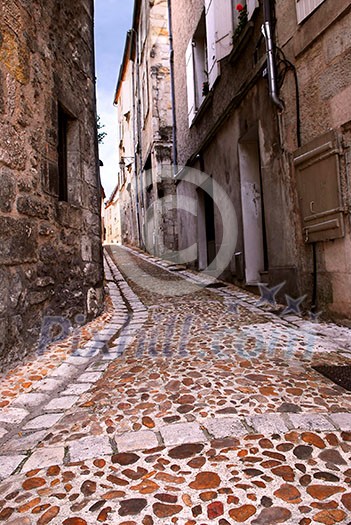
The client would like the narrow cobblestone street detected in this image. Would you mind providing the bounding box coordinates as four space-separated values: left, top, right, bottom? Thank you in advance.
0 245 351 525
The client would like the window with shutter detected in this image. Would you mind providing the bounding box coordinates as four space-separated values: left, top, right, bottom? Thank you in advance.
193 12 208 111
296 0 326 23
185 39 196 126
246 0 259 20
213 0 235 61
141 65 149 123
205 0 219 88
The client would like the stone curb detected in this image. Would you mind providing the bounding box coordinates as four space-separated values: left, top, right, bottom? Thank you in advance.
1 412 350 479
0 251 149 480
1 247 350 482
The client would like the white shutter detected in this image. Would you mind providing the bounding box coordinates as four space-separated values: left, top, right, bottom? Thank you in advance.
247 0 259 20
296 0 325 23
185 39 196 126
214 0 234 61
205 0 219 89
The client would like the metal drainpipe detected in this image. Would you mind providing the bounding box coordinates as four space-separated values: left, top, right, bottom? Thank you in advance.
130 27 146 250
129 30 143 249
167 0 178 170
262 0 318 312
311 242 318 313
261 0 284 112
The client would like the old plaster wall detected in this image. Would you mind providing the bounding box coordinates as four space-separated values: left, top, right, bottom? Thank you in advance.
172 0 302 296
0 0 103 369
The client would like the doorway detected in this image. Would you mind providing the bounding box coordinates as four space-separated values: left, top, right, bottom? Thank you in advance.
197 184 216 270
238 128 268 284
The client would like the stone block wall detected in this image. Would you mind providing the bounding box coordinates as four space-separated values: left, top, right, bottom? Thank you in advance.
0 0 104 370
276 0 351 319
115 0 178 258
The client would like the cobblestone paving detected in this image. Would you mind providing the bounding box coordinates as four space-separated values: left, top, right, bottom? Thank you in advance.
0 297 114 410
0 245 350 524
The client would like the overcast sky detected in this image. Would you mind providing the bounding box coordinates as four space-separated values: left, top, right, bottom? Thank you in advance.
95 0 134 200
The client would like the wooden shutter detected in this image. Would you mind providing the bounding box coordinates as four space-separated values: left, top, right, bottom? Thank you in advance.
214 0 234 61
205 0 219 89
185 39 196 125
205 0 234 85
296 0 325 23
247 0 259 20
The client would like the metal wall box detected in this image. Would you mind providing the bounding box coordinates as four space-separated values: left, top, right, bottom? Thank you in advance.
293 130 345 243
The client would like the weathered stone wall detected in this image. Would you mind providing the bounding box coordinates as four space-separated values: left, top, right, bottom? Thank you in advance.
138 0 178 257
0 0 104 370
276 0 351 318
116 0 178 258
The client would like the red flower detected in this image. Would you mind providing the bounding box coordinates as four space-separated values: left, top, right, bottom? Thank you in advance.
236 3 244 11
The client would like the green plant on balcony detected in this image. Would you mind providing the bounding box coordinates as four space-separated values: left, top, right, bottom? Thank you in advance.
233 3 248 40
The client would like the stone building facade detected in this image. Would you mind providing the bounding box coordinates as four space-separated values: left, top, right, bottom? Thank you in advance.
276 0 351 317
114 0 178 257
105 184 122 245
0 0 104 370
171 0 351 319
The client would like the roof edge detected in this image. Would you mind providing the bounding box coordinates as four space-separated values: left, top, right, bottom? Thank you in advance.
113 0 141 105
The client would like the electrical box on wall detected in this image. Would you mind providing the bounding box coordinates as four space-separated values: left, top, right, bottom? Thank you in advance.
294 130 345 243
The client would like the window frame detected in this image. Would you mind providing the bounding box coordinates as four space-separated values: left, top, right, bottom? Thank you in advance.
57 104 69 202
296 0 326 24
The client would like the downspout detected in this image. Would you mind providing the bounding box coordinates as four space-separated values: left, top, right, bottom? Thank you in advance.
129 30 142 249
311 242 318 313
261 0 284 112
131 27 146 250
262 0 317 312
167 0 178 170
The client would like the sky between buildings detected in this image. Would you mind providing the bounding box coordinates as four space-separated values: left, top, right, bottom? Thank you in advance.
95 0 134 200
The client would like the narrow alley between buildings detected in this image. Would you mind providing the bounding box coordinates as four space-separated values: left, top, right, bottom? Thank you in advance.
0 245 350 525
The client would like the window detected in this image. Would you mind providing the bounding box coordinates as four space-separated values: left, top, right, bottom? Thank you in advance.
57 103 79 203
205 0 229 88
246 0 259 22
58 104 69 201
193 14 208 110
296 0 326 23
186 39 196 125
186 0 259 125
141 65 149 123
119 158 126 189
139 0 148 52
186 12 209 125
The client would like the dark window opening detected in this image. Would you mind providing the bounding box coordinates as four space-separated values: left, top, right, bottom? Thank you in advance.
157 183 165 199
58 103 78 203
144 153 152 171
58 104 69 202
204 191 216 265
193 11 208 110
